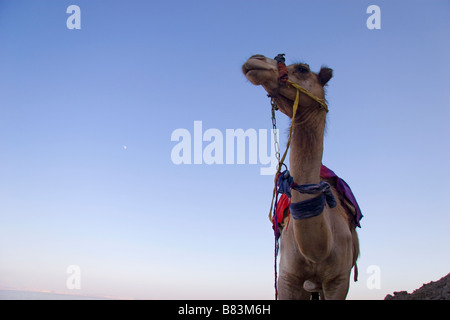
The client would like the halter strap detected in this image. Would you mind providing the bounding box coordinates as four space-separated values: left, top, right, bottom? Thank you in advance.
274 53 329 112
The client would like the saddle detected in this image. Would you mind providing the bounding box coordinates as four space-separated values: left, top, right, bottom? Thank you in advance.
273 165 363 231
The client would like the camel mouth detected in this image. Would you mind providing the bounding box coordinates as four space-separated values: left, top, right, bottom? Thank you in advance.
242 55 276 79
242 65 272 77
242 67 270 86
242 55 297 103
243 69 269 85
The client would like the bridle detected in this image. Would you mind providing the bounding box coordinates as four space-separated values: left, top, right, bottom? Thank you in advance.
272 53 329 112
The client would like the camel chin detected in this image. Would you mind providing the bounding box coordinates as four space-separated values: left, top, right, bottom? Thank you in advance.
243 70 263 85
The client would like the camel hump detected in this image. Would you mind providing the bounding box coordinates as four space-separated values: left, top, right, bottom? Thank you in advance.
303 280 322 292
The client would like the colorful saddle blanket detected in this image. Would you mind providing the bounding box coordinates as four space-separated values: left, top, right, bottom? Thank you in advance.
274 165 363 228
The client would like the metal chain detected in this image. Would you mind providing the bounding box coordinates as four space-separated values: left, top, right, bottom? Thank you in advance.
270 97 281 301
270 99 281 168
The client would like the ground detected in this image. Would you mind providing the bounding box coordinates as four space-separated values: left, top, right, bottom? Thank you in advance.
384 273 450 300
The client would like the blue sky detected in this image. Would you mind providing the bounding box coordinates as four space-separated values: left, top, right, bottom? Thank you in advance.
0 0 449 299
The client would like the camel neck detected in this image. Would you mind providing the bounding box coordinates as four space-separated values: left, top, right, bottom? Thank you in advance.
288 122 325 188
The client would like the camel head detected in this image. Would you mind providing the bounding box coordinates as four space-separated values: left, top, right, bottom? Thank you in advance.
242 54 333 120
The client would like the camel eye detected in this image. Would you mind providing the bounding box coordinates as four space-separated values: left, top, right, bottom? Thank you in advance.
297 65 309 74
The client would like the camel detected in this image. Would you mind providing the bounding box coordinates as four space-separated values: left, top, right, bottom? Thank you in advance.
242 54 360 300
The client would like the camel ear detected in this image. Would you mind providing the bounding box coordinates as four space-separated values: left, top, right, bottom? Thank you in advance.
318 67 333 86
